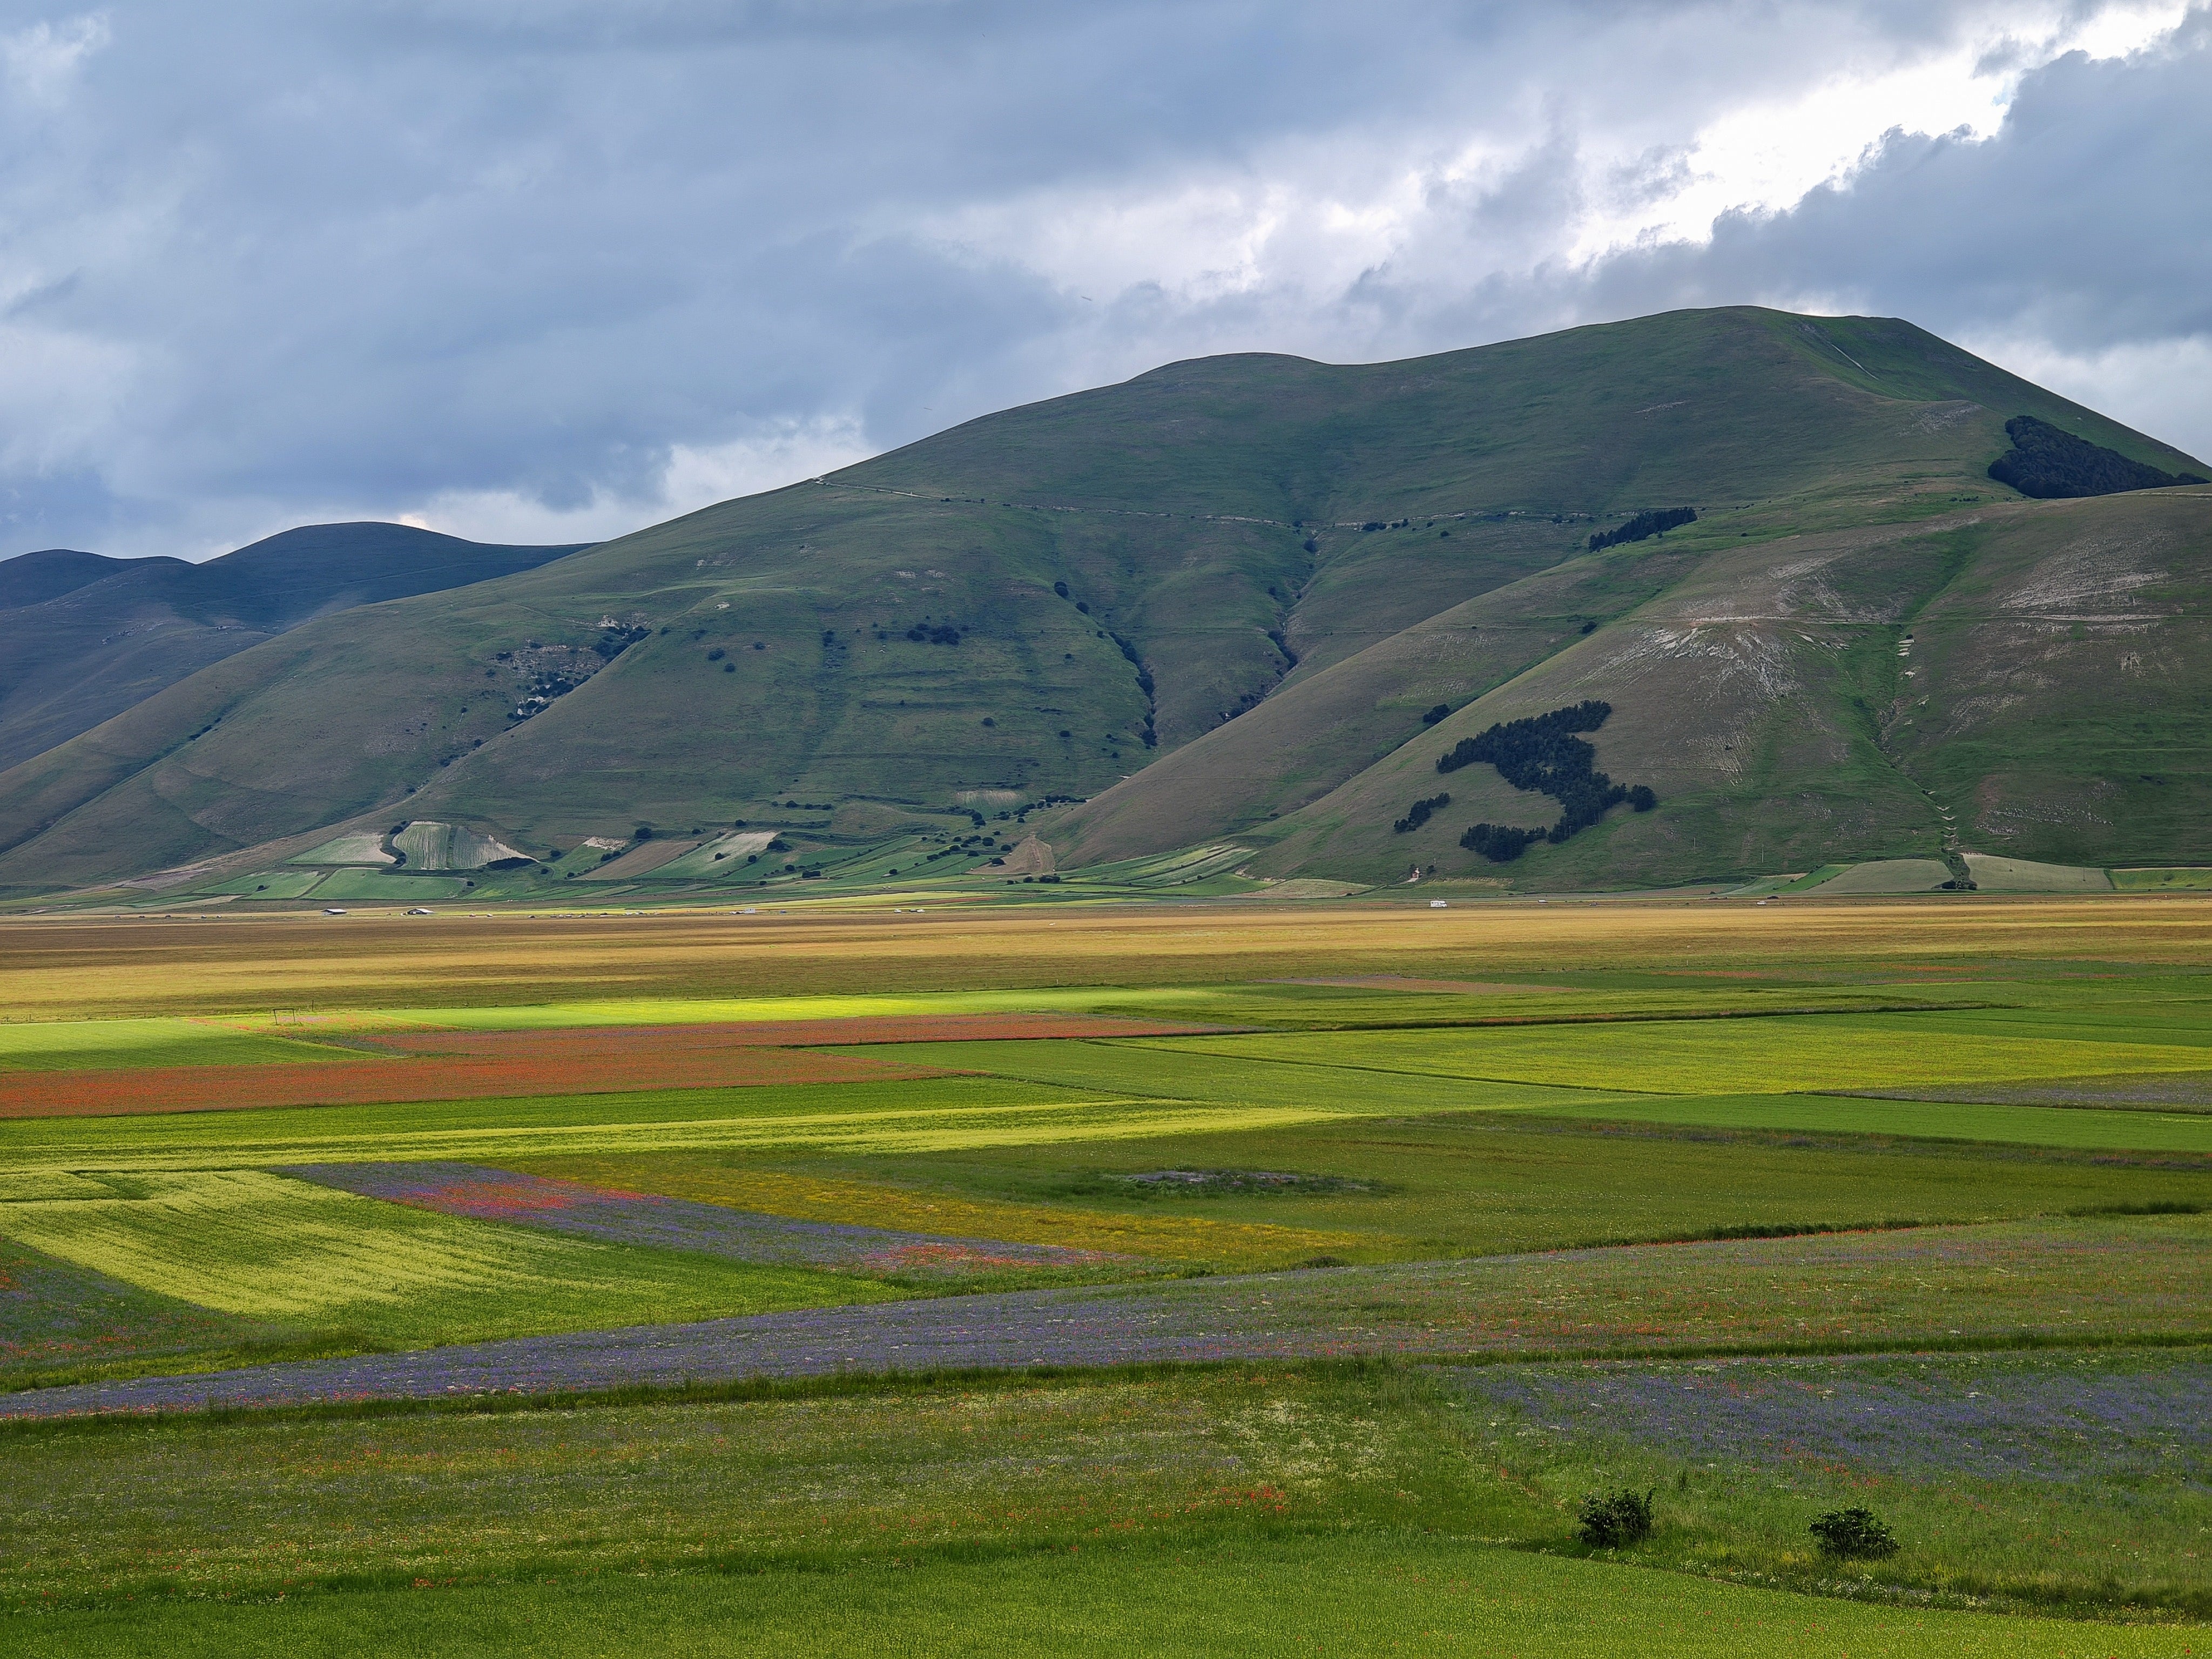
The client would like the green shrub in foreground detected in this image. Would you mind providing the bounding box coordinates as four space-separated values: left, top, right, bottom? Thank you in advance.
1576 1487 1655 1548
1811 1506 1899 1560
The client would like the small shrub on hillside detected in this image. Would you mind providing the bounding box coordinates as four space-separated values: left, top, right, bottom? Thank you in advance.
1577 1488 1655 1548
1421 704 1451 725
1811 1507 1898 1560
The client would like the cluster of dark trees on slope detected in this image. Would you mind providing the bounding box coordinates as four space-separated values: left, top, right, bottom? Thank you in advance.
1988 415 2206 498
1393 793 1449 834
1430 701 1656 862
1589 507 1696 552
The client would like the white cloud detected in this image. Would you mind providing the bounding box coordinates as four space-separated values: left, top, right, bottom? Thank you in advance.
0 0 2204 561
394 415 874 546
1 12 109 104
1961 332 2212 463
0 321 137 473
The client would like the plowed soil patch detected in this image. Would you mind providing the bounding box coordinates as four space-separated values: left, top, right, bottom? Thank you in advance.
367 1013 1231 1055
0 1048 954 1120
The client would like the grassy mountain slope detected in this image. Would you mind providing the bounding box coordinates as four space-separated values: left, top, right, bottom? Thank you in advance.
1083 488 2212 887
0 550 145 610
1891 491 2212 864
0 524 586 773
0 307 2203 895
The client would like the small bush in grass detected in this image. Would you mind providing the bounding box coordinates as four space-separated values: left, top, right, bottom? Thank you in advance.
1576 1488 1655 1548
1811 1507 1898 1560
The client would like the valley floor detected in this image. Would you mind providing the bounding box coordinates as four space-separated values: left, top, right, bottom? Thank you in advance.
1 895 2208 1652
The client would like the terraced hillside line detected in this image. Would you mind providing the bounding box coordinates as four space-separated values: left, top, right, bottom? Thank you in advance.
0 1046 959 1120
8 1213 2202 1418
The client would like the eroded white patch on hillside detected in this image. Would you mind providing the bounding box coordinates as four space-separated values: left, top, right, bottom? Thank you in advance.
1910 401 1984 434
1600 623 1802 705
1998 536 2171 613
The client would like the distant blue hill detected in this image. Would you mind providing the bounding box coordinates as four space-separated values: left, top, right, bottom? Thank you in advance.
0 523 590 770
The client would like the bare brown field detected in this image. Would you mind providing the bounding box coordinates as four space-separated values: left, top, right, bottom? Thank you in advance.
3 895 2211 1019
0 1044 955 1119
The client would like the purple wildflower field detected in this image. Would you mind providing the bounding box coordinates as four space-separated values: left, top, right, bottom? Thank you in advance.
7 1214 2209 1421
280 1162 1118 1278
1447 1350 2212 1485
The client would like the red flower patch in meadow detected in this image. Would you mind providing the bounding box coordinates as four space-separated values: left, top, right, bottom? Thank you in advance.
0 1044 957 1120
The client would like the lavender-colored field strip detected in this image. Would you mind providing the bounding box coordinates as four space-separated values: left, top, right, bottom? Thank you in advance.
3 1277 1316 1418
1448 1351 2212 1485
281 1162 1117 1276
5 1217 2208 1420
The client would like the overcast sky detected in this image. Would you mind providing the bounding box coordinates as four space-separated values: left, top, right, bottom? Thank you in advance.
1 0 2206 559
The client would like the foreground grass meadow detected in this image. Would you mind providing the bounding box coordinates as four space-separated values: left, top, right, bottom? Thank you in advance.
2 893 2210 1654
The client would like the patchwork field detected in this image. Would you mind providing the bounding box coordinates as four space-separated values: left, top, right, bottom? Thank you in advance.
2 894 2210 1652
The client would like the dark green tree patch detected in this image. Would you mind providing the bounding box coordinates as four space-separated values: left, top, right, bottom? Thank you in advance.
1460 822 1544 861
1421 704 1451 725
1439 700 1657 860
1393 793 1450 833
1589 506 1695 551
1987 414 2207 498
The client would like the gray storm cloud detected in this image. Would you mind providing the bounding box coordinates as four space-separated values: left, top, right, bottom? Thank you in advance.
0 0 2202 557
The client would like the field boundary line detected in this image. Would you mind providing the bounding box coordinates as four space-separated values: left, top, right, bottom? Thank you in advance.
1130 1001 2011 1036
1090 1038 1669 1096
8 1331 2209 1433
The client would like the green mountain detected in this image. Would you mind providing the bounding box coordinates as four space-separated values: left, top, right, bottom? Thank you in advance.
0 524 588 773
0 306 2204 898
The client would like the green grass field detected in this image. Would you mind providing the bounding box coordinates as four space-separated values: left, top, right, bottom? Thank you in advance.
603 1110 2212 1262
28 1533 2199 1658
0 1169 887 1350
5 1366 2204 1651
4 901 2211 1650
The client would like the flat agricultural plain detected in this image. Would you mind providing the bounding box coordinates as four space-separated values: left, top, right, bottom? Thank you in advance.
3 893 2211 1655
